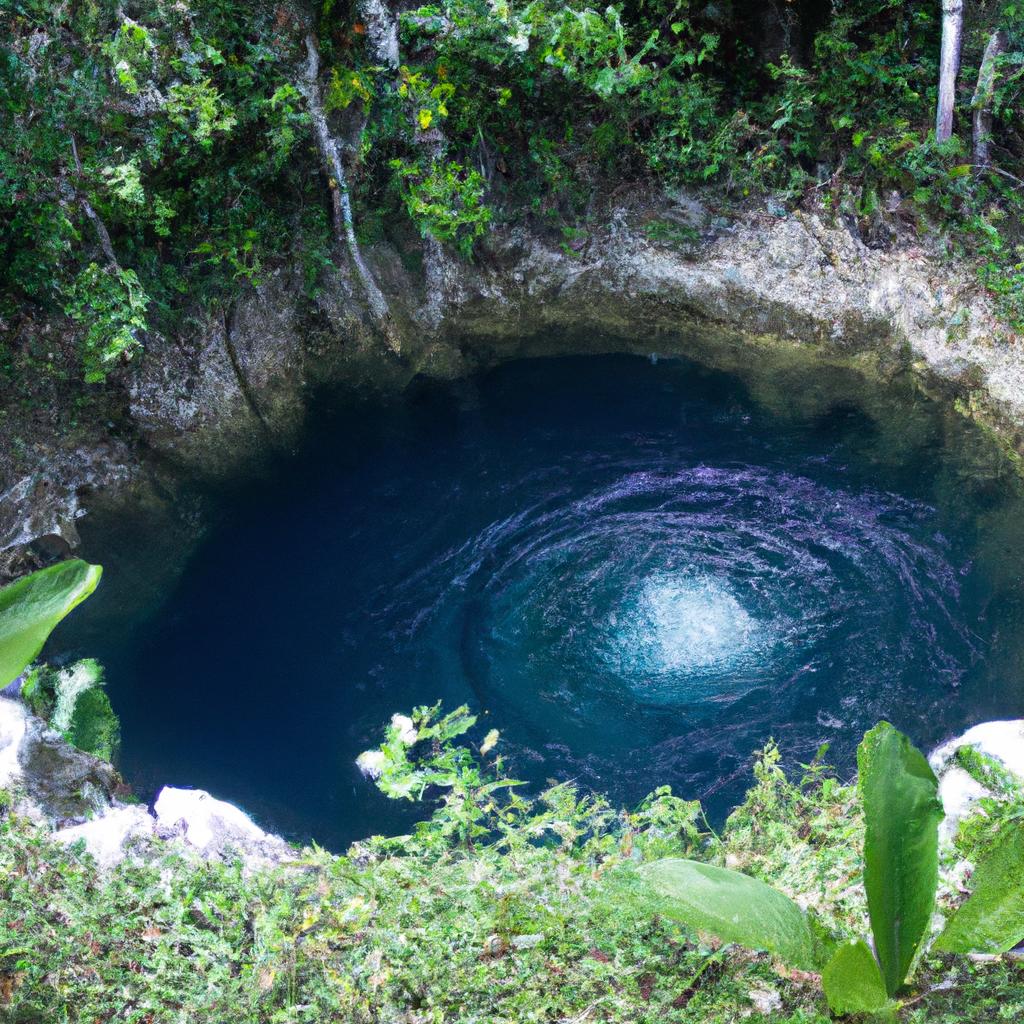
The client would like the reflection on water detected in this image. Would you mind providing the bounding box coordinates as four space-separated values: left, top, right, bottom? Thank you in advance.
59 349 1024 848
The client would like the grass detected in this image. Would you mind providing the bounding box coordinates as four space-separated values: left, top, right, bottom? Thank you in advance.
1 717 1022 1022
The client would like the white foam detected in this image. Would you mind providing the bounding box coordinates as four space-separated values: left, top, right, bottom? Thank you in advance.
608 574 764 697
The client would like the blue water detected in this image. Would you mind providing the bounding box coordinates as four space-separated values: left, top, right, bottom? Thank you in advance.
60 352 1024 847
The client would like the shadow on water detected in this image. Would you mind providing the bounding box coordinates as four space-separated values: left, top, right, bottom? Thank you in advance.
55 342 1024 849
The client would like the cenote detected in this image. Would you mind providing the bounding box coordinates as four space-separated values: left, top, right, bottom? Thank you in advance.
57 345 1024 849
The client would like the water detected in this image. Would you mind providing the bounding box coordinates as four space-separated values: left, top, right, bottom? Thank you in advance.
58 351 1024 848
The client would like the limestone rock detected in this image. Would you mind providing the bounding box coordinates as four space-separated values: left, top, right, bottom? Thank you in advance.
154 786 292 865
54 805 155 868
0 696 118 823
2 698 291 869
929 720 1024 842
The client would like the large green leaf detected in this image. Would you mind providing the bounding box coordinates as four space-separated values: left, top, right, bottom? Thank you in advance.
0 561 102 687
822 939 891 1015
641 857 816 969
935 827 1024 954
859 722 943 995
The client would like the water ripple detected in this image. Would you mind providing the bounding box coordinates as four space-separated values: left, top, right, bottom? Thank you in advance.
391 463 974 765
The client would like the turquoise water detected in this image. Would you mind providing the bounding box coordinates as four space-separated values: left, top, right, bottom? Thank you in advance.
61 351 1024 847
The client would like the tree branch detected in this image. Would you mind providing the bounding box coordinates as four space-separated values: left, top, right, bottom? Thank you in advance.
70 135 119 270
299 33 399 351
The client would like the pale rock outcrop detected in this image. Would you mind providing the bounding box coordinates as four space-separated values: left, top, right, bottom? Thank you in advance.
0 695 118 822
53 805 155 868
49 787 293 870
929 720 1024 842
2 697 290 869
153 786 292 865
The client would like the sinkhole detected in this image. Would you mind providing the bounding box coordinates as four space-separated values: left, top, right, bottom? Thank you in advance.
58 347 1024 848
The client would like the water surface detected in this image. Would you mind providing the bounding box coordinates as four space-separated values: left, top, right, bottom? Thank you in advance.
61 350 1024 847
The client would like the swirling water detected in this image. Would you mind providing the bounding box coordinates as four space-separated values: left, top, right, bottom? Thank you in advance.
63 352 1024 847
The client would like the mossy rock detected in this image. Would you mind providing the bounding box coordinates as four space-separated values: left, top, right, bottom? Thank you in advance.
65 686 120 763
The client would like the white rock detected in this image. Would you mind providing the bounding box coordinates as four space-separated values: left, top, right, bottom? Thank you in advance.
748 986 783 1015
930 720 1024 781
154 786 286 861
54 805 155 868
936 766 989 843
0 697 28 790
929 720 1024 843
356 749 386 779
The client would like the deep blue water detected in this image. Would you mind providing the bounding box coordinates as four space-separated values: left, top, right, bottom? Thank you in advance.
58 351 1024 848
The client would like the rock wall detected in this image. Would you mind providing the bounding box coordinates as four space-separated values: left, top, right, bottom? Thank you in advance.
3 191 1023 573
0 696 291 869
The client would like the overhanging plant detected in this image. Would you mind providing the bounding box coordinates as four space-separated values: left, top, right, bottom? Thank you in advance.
0 560 102 688
642 722 1024 1016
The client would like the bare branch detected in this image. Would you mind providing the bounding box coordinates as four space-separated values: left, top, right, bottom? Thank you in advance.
299 33 399 351
69 135 119 269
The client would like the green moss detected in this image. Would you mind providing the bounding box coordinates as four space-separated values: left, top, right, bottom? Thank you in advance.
65 687 120 763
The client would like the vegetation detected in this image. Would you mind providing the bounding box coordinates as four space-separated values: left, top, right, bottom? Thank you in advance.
4 2 1024 384
0 560 101 687
2 702 1024 1022
0 560 119 761
644 721 1024 1016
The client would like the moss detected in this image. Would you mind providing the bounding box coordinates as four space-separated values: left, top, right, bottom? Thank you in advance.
65 687 120 763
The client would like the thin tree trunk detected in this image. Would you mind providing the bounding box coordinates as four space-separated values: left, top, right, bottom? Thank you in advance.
972 28 1007 167
936 0 964 142
359 1 451 330
300 33 399 351
70 136 120 270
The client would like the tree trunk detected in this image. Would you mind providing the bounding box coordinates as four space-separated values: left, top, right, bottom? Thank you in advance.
359 1 452 330
972 28 1007 167
70 136 120 270
936 0 964 142
299 33 400 352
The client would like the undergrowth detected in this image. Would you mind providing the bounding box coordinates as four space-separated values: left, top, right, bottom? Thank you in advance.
1 708 1021 1023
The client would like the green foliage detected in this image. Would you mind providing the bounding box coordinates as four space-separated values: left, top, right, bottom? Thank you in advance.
821 938 891 1016
0 0 332 376
642 722 1024 1017
640 858 818 970
29 658 122 763
936 827 1024 954
951 746 1024 864
102 18 155 96
390 158 492 256
6 0 1024 378
858 721 943 995
324 67 374 113
0 560 101 687
0 705 766 1023
65 686 120 763
165 80 238 149
3 706 1024 1021
65 264 150 383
